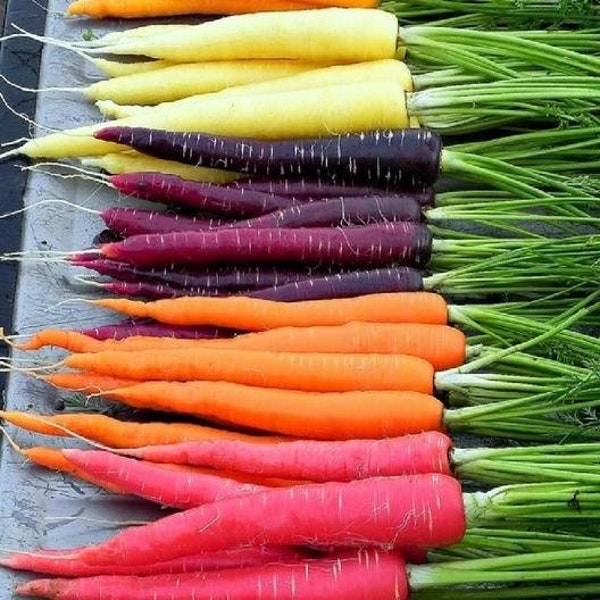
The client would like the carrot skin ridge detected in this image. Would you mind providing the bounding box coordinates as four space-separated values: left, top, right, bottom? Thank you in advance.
127 431 454 482
14 549 408 600
99 222 434 269
65 475 465 567
95 128 443 189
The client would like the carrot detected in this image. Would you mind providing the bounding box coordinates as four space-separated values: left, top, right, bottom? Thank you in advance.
66 0 333 19
126 431 454 483
80 320 231 341
100 382 443 439
67 59 331 105
6 80 410 160
43 372 140 393
62 450 267 509
0 411 283 447
17 446 126 495
66 9 398 62
42 475 468 568
3 546 309 578
62 348 435 393
81 151 241 183
20 323 467 371
90 292 449 329
14 549 407 600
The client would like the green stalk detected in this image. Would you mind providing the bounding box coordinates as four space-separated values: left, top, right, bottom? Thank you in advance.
382 0 600 28
399 26 600 76
408 77 600 133
430 528 600 562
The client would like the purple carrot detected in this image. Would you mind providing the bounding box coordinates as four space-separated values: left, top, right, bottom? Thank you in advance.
102 207 227 237
81 319 234 340
103 194 424 237
74 259 315 291
91 223 433 269
251 267 425 301
95 128 443 188
227 177 426 200
109 172 298 217
93 280 223 300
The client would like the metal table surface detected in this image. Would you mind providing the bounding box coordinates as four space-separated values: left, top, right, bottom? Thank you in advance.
0 2 166 595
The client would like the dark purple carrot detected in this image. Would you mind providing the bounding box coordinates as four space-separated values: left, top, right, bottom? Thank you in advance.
89 280 224 300
96 128 442 188
73 259 315 291
81 320 234 341
110 172 298 217
227 177 419 201
102 207 227 237
107 194 423 237
84 223 433 269
251 267 425 301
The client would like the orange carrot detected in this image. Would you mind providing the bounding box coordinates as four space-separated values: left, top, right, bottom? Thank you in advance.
19 446 127 494
102 381 443 439
63 349 435 392
21 323 467 371
66 0 377 18
0 411 285 448
44 372 140 394
91 292 449 330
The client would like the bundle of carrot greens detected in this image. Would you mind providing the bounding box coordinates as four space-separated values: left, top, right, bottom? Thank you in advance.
2 2 600 599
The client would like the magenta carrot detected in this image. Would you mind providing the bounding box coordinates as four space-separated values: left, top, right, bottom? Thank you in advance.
62 449 267 509
95 127 442 188
82 222 433 269
42 475 467 568
81 319 234 340
3 546 310 578
109 172 298 217
121 431 454 482
101 207 227 237
14 549 407 600
74 259 314 292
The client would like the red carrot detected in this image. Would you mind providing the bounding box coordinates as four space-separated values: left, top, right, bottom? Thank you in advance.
44 475 467 567
120 431 454 482
14 549 408 600
3 546 310 578
62 450 267 509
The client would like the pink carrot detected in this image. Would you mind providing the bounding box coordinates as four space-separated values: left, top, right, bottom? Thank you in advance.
51 475 466 568
3 546 311 578
15 549 408 600
62 450 266 509
120 432 453 483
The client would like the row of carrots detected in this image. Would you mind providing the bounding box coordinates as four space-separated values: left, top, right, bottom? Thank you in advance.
1 1 600 599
